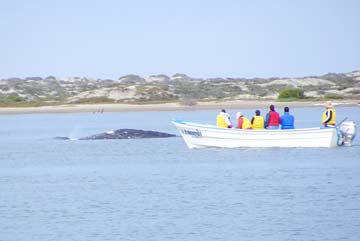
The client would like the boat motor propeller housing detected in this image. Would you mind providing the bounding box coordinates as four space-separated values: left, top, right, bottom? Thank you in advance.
338 121 356 146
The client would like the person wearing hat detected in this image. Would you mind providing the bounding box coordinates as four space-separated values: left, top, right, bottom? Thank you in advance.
322 101 336 127
280 106 295 129
217 109 233 128
251 110 265 129
265 104 280 129
236 112 252 129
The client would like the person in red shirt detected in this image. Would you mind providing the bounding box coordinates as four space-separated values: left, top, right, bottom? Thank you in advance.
265 105 280 129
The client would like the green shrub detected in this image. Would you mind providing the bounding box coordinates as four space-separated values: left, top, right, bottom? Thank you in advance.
278 88 305 100
324 94 344 100
70 97 115 104
6 95 26 102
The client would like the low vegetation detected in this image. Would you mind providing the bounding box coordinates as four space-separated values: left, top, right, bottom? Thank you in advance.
324 94 344 100
69 97 115 104
0 95 56 107
278 88 305 100
0 71 359 107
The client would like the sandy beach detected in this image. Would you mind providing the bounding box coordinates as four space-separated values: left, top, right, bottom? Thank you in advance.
0 99 358 115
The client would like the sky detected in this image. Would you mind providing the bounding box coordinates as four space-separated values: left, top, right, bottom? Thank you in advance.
1 0 359 79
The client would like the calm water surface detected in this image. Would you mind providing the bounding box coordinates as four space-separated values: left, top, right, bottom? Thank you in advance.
1 107 360 241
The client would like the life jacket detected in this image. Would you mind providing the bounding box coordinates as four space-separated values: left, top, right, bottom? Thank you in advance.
281 113 294 129
217 114 228 128
252 116 264 129
268 111 280 126
238 116 252 129
242 117 252 129
322 108 336 126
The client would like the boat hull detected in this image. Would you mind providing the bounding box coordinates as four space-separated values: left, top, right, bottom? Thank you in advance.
172 120 338 148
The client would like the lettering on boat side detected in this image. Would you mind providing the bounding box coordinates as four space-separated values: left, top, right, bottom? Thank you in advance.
181 129 202 137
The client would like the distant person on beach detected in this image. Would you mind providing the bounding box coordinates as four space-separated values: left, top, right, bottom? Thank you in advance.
265 105 280 129
322 101 336 127
236 112 252 129
251 110 264 129
280 107 295 129
217 109 233 128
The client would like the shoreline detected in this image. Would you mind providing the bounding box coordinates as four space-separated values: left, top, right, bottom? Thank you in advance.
0 100 358 115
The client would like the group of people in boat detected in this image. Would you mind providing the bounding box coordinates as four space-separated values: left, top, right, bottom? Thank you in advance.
216 101 336 130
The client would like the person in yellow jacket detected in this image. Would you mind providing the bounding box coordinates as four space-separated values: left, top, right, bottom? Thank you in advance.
322 101 336 127
251 110 265 129
236 112 252 129
216 109 233 128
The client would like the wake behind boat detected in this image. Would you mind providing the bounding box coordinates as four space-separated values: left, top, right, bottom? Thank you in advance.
172 119 356 149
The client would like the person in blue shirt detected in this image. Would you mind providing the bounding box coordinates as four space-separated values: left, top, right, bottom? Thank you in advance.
280 106 295 129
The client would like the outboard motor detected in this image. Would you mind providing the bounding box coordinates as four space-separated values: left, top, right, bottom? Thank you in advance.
338 121 356 146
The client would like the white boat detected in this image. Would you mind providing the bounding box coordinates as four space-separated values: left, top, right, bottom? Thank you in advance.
172 119 356 149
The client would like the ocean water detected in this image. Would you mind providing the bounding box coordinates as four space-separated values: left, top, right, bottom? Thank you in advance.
0 106 360 241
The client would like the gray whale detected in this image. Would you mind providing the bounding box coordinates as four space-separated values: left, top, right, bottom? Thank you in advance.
55 129 176 140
